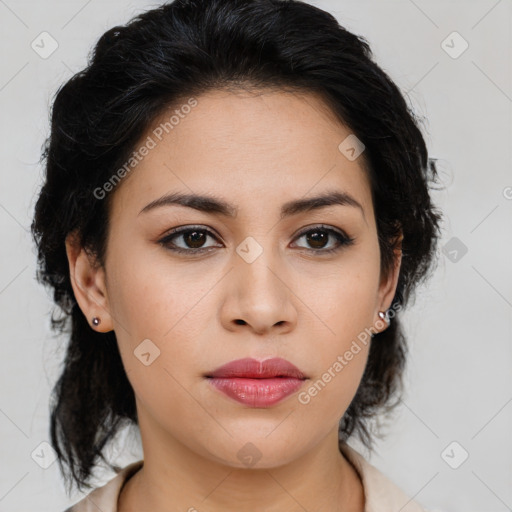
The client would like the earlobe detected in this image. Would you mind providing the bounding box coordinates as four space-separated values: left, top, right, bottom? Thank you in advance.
65 232 113 332
375 234 403 334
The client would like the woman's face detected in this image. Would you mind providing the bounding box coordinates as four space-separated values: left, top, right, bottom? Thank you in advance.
70 88 400 468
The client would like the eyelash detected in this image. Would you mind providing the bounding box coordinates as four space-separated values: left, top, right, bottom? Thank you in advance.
158 224 355 256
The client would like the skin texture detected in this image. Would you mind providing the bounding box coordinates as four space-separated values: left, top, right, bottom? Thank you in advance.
65 88 402 512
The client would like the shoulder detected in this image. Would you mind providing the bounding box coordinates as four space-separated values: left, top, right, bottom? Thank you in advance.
339 442 428 512
63 460 143 512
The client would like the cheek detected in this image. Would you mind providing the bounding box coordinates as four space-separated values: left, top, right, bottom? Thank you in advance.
296 255 380 345
296 305 371 426
298 356 368 420
292 257 378 411
106 240 198 340
105 247 214 385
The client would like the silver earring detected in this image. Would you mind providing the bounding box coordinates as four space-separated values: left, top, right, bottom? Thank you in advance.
92 317 101 327
378 310 390 325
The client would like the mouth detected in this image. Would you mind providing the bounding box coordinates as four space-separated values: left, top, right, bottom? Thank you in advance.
205 357 307 408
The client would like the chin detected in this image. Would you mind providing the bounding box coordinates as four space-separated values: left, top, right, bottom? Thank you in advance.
200 434 309 470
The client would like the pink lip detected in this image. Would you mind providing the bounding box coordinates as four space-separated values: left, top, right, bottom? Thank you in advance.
206 357 307 408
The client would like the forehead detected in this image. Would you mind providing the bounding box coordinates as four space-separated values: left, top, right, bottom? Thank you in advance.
109 88 374 221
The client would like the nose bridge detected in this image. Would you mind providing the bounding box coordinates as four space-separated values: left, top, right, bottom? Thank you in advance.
235 233 285 302
223 231 296 333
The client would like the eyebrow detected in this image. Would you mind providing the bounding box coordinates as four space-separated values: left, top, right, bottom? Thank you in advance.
138 189 366 222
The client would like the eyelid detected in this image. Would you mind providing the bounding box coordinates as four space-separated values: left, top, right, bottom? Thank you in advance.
158 223 354 254
293 223 348 239
158 225 222 248
290 224 355 253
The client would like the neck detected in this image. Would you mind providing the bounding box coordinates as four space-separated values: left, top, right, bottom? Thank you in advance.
118 424 364 512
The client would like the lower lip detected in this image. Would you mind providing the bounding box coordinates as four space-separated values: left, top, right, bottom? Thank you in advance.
208 377 305 407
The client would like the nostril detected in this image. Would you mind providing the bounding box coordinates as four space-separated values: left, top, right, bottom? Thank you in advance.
234 319 246 325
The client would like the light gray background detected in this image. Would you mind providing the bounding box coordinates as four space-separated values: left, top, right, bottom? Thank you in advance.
1 1 511 511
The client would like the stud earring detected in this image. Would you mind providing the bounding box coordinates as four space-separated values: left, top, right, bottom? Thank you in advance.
92 317 101 327
378 310 390 325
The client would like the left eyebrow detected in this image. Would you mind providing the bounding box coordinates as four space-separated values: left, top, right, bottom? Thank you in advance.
138 190 366 222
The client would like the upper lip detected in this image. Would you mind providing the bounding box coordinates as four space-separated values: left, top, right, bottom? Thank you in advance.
206 357 307 379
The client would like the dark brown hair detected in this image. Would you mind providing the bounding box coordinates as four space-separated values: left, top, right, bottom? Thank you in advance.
31 0 443 494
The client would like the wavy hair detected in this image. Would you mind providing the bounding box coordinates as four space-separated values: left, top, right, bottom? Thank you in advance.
31 0 443 494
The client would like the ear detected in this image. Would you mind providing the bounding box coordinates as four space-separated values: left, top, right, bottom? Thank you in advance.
373 231 403 334
65 230 113 332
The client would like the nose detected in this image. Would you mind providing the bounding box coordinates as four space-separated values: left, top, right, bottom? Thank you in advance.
220 248 298 336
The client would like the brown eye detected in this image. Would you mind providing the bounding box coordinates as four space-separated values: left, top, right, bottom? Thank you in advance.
305 230 329 249
292 225 355 254
182 230 207 248
158 224 355 256
159 226 221 253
